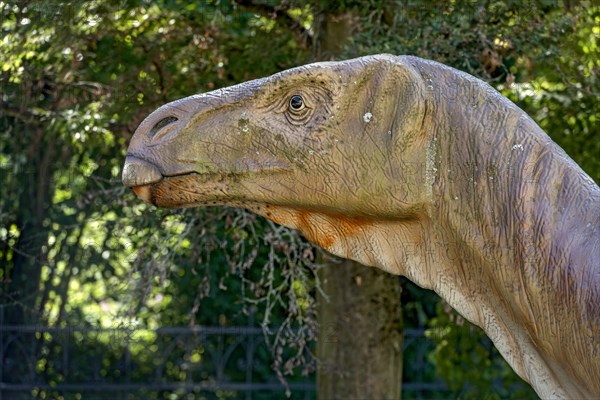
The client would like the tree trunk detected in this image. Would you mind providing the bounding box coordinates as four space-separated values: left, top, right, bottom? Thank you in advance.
317 259 403 399
314 9 403 400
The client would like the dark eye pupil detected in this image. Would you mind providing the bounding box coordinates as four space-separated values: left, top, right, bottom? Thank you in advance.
290 95 304 110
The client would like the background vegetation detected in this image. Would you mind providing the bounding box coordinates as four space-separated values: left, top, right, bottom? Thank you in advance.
1 0 597 399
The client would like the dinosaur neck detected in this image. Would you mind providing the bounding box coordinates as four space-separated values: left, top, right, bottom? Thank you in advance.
423 66 600 397
430 75 599 318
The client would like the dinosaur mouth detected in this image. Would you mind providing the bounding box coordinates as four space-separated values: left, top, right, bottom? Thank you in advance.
127 172 235 207
124 158 292 208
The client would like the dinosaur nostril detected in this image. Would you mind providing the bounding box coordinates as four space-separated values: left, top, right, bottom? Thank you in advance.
148 116 178 138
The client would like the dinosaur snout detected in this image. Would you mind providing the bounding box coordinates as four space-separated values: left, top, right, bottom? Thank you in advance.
123 93 232 205
122 97 200 195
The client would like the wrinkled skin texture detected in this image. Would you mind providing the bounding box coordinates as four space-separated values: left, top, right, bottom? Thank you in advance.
122 55 600 399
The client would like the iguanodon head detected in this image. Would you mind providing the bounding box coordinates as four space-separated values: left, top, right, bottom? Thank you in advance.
123 55 431 219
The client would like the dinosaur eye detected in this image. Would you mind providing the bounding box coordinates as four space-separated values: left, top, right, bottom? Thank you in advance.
289 95 305 111
282 93 315 126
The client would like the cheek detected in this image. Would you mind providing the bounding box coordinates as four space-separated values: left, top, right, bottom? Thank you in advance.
251 108 340 158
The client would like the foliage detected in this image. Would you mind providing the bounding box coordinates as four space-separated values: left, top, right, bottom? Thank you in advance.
1 0 317 396
1 0 597 398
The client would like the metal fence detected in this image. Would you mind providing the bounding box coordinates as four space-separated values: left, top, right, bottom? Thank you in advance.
1 321 449 400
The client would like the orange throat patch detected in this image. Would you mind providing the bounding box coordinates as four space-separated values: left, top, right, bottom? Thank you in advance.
259 206 373 250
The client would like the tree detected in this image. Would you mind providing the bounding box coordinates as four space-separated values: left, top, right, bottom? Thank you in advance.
1 1 597 398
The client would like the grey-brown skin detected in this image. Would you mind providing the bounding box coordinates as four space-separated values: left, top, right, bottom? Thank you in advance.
122 55 600 399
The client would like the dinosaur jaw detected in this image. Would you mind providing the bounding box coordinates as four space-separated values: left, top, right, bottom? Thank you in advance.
129 170 295 209
141 172 242 208
123 154 293 208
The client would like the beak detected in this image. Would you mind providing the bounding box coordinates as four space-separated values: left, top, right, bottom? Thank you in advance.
122 156 163 204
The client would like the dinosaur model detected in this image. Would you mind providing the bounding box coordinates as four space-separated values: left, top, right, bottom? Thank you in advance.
122 55 600 399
